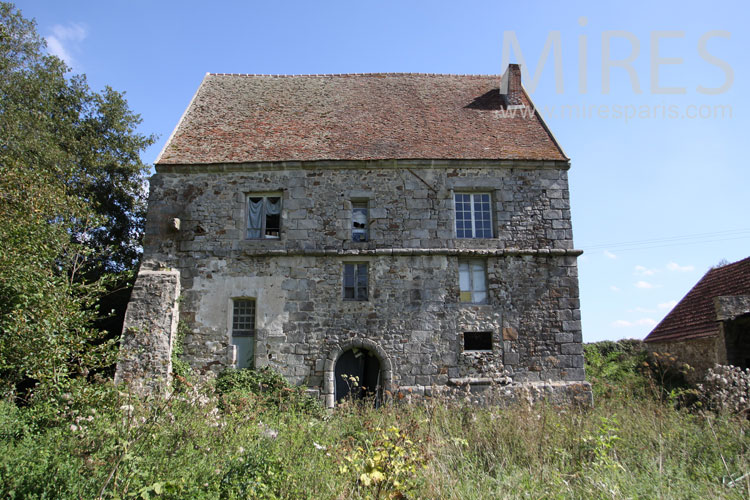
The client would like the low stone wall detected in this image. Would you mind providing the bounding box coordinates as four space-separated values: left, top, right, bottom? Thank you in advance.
394 380 593 407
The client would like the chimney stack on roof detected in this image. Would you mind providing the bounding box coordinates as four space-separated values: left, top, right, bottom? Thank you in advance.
500 64 524 108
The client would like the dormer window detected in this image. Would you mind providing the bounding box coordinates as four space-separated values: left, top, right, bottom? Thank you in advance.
247 194 281 239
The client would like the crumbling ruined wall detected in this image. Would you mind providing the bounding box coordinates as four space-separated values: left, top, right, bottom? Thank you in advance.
118 160 589 402
115 270 180 394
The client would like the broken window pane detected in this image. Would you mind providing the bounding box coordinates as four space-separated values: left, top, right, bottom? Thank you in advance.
352 202 368 241
247 194 282 239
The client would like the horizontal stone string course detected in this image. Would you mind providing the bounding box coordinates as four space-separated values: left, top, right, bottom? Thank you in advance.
155 158 572 174
230 248 585 258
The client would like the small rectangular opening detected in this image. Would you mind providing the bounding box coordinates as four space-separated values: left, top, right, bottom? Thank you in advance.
352 201 368 242
463 331 492 351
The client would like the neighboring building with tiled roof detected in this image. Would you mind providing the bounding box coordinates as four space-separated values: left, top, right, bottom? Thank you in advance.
645 257 750 380
116 64 592 406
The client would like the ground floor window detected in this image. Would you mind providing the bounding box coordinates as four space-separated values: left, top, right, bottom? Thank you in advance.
231 299 255 368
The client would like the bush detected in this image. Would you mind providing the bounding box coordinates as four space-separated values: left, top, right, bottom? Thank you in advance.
584 339 650 399
216 367 324 418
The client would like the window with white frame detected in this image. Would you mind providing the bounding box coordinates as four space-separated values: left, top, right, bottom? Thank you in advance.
231 299 255 368
343 263 368 301
454 193 492 238
352 201 368 241
247 194 281 239
459 259 487 304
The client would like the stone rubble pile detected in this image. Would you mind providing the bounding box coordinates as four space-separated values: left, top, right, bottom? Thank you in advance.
698 364 750 414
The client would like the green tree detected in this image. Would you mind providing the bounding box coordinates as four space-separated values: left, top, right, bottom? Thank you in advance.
0 2 154 399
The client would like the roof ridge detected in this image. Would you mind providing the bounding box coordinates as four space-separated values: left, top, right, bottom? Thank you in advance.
207 72 501 78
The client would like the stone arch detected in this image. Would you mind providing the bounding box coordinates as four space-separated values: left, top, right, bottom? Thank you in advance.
323 338 393 408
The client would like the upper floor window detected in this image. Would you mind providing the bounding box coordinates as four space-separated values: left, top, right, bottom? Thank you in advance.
459 259 487 304
247 194 281 239
231 299 256 369
352 201 368 241
454 193 492 238
343 263 368 301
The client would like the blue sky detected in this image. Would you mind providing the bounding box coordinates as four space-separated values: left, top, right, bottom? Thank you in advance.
16 0 749 342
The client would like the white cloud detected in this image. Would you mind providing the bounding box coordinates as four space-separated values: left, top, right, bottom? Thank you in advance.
658 300 678 310
611 320 632 328
609 285 620 292
635 280 655 289
634 265 657 276
611 318 657 328
604 250 617 259
45 23 87 67
666 261 694 273
629 306 656 313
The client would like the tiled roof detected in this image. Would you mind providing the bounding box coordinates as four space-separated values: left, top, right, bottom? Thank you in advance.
156 72 567 165
645 257 750 343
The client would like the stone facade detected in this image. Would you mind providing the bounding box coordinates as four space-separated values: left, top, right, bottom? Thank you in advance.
116 68 591 405
120 159 590 405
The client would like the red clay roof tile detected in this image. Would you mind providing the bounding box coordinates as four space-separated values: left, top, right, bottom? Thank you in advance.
644 257 750 343
156 73 567 165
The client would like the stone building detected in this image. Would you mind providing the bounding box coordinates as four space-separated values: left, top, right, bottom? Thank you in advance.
645 256 750 382
115 64 591 406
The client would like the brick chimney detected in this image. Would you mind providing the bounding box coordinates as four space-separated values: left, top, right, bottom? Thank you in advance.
500 64 524 107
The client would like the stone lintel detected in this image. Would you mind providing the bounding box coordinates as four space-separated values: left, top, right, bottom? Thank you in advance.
714 295 750 322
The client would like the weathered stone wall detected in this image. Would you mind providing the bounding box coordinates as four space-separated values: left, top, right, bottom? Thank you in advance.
115 270 180 394
715 295 750 321
646 336 722 383
126 160 587 402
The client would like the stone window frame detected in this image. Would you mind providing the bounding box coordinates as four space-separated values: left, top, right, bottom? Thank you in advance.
342 262 369 301
246 192 282 240
351 199 369 242
229 297 256 369
458 258 488 304
453 192 494 239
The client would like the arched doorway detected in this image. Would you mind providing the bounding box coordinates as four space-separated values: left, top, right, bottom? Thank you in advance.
323 339 393 408
334 348 382 403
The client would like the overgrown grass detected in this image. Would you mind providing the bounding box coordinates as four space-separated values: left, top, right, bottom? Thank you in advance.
1 346 749 499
